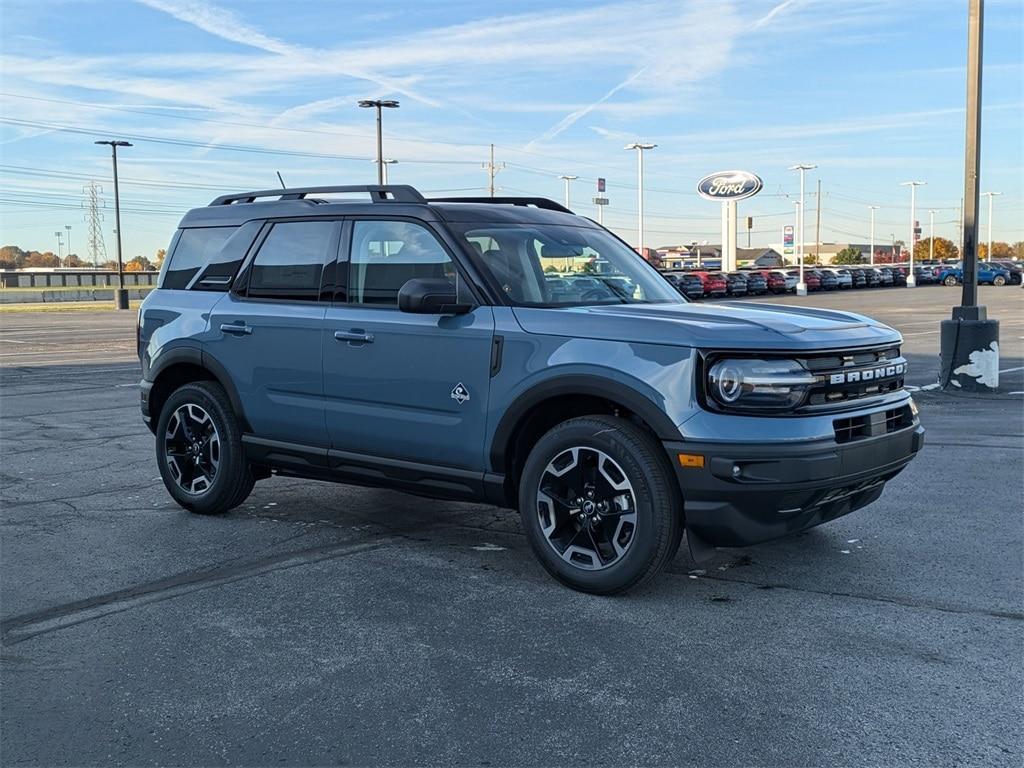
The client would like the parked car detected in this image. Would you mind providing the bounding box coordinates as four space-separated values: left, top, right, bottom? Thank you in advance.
846 268 868 288
786 270 820 291
744 271 768 295
812 269 838 291
825 268 854 289
863 269 881 288
890 266 908 286
911 266 934 285
679 273 706 299
876 268 895 287
938 262 1011 286
692 271 728 298
771 270 797 293
725 272 748 297
139 183 922 594
984 261 1022 285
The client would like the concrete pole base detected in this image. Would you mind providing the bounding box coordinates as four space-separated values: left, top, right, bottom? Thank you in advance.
939 308 1000 391
906 276 916 288
796 283 808 296
114 289 130 310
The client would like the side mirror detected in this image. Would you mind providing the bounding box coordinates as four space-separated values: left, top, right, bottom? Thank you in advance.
398 278 471 315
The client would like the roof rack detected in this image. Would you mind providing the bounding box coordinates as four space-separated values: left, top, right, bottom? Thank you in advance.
209 185 426 206
428 196 573 214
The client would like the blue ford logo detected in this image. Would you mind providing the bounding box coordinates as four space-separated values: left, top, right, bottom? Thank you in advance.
696 170 763 201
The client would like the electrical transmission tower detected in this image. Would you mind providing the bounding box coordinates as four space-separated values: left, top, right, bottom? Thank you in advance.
82 182 107 268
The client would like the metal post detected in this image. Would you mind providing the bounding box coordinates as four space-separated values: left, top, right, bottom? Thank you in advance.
625 143 655 254
929 210 936 261
112 144 126 304
982 191 1001 260
940 0 999 391
65 225 72 265
900 180 925 287
814 178 822 266
559 175 578 209
789 163 816 295
726 200 737 271
869 205 879 266
374 104 383 184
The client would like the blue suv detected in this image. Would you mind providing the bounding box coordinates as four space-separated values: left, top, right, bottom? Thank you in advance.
138 185 924 594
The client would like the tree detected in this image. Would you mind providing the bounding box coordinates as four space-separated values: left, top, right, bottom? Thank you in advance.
126 255 154 272
914 237 958 261
833 246 863 265
1013 241 1024 260
23 251 60 268
0 245 26 267
65 254 87 267
978 241 1013 260
154 248 167 268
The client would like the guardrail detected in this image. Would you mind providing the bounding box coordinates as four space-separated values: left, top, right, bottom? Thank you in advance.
0 270 159 289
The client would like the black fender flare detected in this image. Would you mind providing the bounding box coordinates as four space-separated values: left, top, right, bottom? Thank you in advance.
488 374 682 473
147 345 250 431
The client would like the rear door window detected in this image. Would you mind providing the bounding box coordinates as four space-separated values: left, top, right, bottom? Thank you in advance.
246 220 336 301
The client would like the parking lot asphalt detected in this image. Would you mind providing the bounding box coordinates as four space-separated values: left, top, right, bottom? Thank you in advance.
1 286 1022 767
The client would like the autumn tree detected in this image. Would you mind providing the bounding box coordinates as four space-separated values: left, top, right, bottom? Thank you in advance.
914 237 958 261
23 251 60 268
833 246 863 265
154 248 167 268
979 242 1014 260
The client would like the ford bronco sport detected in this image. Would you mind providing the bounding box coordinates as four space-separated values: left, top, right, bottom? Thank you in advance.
138 185 924 594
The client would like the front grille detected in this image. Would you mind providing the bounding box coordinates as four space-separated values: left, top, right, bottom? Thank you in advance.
834 404 913 444
801 345 906 408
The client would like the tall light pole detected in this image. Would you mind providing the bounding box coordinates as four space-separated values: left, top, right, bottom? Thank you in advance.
358 99 400 185
928 209 937 261
64 225 72 265
982 191 1001 260
54 231 63 262
95 140 132 309
559 175 578 209
381 158 397 184
868 205 880 266
625 143 656 254
788 163 816 295
900 180 926 287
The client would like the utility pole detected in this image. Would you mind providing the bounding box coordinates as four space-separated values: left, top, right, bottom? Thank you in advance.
559 175 578 209
95 140 132 309
83 182 107 268
483 144 505 198
814 178 822 265
981 191 1001 260
940 0 998 392
788 163 816 295
625 143 656 254
868 205 879 266
928 210 937 261
900 180 926 287
958 197 964 257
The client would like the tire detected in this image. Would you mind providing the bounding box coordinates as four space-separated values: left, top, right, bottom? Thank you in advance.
518 415 683 595
993 275 1006 286
944 275 958 286
155 381 254 515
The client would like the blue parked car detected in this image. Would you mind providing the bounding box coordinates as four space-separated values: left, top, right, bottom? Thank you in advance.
138 185 923 594
939 262 1011 286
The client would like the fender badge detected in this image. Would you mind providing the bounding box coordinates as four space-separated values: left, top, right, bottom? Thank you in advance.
451 383 470 404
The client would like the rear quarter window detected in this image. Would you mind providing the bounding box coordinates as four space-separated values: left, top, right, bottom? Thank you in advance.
161 225 241 290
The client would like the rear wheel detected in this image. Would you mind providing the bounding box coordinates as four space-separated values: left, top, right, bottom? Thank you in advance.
944 275 958 286
518 415 683 595
156 381 254 515
993 275 1006 286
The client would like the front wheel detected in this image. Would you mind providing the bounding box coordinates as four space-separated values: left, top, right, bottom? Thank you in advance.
993 275 1006 286
518 415 683 594
156 381 255 515
944 275 958 286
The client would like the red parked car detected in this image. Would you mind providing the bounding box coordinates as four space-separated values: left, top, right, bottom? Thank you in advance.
691 271 728 298
759 270 788 294
787 269 821 291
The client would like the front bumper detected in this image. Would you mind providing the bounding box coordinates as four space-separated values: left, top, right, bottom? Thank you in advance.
665 420 924 547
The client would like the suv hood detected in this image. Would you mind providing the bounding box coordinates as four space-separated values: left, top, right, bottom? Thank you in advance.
512 301 901 351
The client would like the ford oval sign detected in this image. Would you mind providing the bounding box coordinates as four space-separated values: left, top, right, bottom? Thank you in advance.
696 170 763 201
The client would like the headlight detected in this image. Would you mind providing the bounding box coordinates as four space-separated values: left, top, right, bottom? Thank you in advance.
707 358 817 411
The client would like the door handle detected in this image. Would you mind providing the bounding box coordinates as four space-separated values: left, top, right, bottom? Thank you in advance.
220 322 252 335
334 329 374 344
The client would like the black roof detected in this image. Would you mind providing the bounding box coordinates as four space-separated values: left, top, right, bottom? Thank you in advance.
179 185 587 229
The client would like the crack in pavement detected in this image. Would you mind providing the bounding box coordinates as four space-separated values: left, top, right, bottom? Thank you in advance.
0 537 398 647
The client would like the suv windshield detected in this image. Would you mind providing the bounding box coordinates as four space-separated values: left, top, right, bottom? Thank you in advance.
450 222 682 307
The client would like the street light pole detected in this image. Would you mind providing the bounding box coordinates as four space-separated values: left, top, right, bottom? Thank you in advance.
95 140 132 309
65 225 72 265
358 99 400 184
981 191 1001 259
868 205 879 266
559 175 578 209
381 159 397 184
928 209 937 261
900 180 926 287
788 163 816 295
54 231 63 262
625 143 656 254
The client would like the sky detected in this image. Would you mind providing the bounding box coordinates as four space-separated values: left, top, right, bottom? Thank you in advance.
0 0 1021 262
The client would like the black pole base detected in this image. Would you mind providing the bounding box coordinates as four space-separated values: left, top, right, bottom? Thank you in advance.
114 289 130 310
939 307 1000 391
